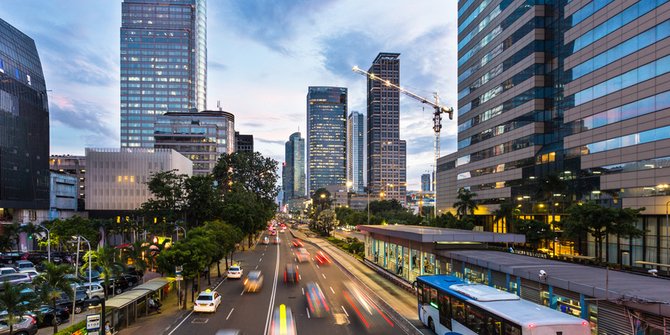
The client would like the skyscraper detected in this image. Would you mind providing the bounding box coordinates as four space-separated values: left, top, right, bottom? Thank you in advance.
421 173 431 192
282 132 305 205
235 132 254 153
366 53 407 204
306 87 347 195
440 0 670 271
0 18 50 225
120 0 207 148
347 111 364 193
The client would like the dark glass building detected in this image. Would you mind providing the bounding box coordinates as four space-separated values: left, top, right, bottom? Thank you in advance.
235 132 254 153
120 0 207 148
282 132 305 205
366 53 407 205
0 18 50 221
421 173 431 192
306 87 347 195
347 111 364 194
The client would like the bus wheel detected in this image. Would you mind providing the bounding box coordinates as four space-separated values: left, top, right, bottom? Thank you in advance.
428 317 435 332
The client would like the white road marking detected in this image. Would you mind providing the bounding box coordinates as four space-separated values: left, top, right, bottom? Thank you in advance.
302 287 305 295
259 258 263 262
263 241 280 335
299 274 302 281
296 265 299 270
226 308 235 320
240 290 245 296
322 273 326 279
330 286 335 294
167 274 229 335
306 307 311 319
316 264 320 269
341 306 349 317
255 265 259 270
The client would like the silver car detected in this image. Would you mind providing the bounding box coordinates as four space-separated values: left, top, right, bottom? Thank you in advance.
0 273 31 286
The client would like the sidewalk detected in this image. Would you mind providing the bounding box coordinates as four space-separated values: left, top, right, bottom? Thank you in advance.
291 228 431 335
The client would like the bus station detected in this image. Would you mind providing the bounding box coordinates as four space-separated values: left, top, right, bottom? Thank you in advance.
358 224 670 334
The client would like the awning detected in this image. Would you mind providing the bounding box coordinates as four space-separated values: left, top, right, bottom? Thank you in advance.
105 277 174 309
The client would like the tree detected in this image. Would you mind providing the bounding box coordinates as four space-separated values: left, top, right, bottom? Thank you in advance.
0 282 34 335
203 220 242 273
514 219 555 250
562 203 644 262
94 246 125 299
122 241 148 283
492 202 520 233
311 189 332 214
431 212 475 230
212 152 280 203
157 238 211 306
32 262 75 334
0 223 21 252
140 170 188 224
453 188 478 220
48 217 99 252
184 175 224 228
315 209 337 236
221 185 269 248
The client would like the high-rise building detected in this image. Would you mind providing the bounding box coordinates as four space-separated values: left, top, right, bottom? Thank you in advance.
347 111 365 193
421 173 431 192
235 132 254 153
50 155 86 211
0 18 50 226
440 1 670 272
306 87 347 195
366 53 407 204
154 110 235 175
282 132 305 205
120 0 207 148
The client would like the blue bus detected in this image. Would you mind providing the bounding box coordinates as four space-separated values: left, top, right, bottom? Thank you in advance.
416 275 590 335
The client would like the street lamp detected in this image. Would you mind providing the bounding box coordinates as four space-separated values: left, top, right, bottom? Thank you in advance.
71 235 92 324
175 225 186 241
37 225 50 263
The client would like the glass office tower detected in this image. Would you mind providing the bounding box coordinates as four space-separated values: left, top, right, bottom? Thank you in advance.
120 0 207 148
306 87 347 196
283 132 306 205
348 111 365 194
0 18 50 220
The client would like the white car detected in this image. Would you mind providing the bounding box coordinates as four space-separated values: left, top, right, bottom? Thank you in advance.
0 267 16 275
194 289 221 313
77 283 105 300
19 269 39 280
227 265 243 279
14 261 35 272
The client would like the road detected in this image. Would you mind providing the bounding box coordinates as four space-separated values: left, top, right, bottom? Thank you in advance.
169 229 400 335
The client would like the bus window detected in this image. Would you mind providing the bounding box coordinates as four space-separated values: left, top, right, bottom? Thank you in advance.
503 322 521 335
452 297 466 325
483 315 502 335
438 292 452 329
430 288 438 307
417 282 425 304
466 304 485 333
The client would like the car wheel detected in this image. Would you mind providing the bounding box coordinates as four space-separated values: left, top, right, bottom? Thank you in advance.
14 331 28 335
115 288 123 295
428 317 435 332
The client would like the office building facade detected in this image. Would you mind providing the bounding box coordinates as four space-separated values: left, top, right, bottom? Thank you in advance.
154 110 235 175
282 132 305 205
85 148 192 217
0 18 50 225
347 111 365 193
49 172 78 220
421 173 431 192
120 0 207 148
49 155 86 210
366 53 407 205
440 1 670 266
306 87 347 195
235 132 254 153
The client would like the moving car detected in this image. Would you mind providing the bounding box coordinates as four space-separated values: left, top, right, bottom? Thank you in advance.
314 251 331 265
227 265 243 279
343 282 393 331
305 282 329 318
0 315 37 335
273 237 281 245
262 237 270 245
295 248 309 263
270 304 296 335
291 240 303 248
194 289 222 313
283 264 299 284
243 270 264 293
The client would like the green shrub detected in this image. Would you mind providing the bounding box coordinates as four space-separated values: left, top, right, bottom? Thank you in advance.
54 319 87 335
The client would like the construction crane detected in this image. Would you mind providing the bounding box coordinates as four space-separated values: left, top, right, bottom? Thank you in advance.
352 65 454 218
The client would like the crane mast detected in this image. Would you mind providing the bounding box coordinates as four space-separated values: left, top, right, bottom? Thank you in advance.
352 66 454 218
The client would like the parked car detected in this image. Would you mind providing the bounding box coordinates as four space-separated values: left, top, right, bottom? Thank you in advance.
0 273 32 287
56 289 88 314
0 268 16 276
19 269 40 281
0 315 37 335
14 261 35 272
121 274 140 287
97 276 129 295
33 306 69 327
76 283 105 300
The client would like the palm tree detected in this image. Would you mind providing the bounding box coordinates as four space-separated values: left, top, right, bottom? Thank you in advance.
32 262 74 334
0 282 34 335
453 188 478 220
492 202 520 233
96 246 125 299
124 241 148 283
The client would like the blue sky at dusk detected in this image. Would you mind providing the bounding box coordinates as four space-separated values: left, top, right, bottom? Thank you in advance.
0 0 457 190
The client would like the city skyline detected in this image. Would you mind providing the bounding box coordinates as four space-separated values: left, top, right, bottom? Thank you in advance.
0 0 456 190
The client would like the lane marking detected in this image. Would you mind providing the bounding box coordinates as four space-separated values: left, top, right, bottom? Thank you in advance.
306 307 311 319
296 265 299 270
255 265 259 270
226 308 235 320
330 286 335 294
316 264 320 269
322 273 326 279
341 306 349 317
263 238 280 335
299 274 302 281
301 287 305 295
259 258 263 262
240 290 245 296
167 275 228 335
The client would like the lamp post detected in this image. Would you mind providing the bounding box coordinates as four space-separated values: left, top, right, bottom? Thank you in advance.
71 236 92 324
37 225 50 263
366 186 370 225
175 225 186 241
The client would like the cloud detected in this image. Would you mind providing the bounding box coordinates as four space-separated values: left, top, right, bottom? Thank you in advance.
221 0 337 54
209 60 228 71
320 30 384 78
255 137 286 146
49 95 117 140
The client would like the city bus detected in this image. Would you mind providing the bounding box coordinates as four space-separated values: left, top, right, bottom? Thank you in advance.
416 275 590 335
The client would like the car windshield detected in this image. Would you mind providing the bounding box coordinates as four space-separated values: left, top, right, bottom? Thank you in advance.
249 272 261 279
229 267 240 271
197 295 213 301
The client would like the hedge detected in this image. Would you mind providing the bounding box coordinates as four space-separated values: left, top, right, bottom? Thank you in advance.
54 319 87 335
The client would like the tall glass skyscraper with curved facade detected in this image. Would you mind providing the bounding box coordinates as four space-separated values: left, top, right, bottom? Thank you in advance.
0 18 50 223
120 0 207 148
307 87 347 196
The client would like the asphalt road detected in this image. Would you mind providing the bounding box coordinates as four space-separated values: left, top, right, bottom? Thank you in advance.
168 230 400 335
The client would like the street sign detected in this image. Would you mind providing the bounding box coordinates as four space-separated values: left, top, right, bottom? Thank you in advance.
86 314 101 335
176 274 183 281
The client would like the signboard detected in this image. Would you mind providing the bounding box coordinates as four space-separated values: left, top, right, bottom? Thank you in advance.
176 265 183 281
86 314 101 335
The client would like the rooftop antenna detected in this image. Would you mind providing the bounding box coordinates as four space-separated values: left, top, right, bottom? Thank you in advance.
217 100 222 111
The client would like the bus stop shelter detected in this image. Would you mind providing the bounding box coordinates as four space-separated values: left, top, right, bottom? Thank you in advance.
104 277 175 331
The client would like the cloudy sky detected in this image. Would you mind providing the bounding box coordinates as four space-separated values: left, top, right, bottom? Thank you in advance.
0 0 457 190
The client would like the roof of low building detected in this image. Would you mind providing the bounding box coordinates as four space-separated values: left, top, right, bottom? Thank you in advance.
358 225 526 244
